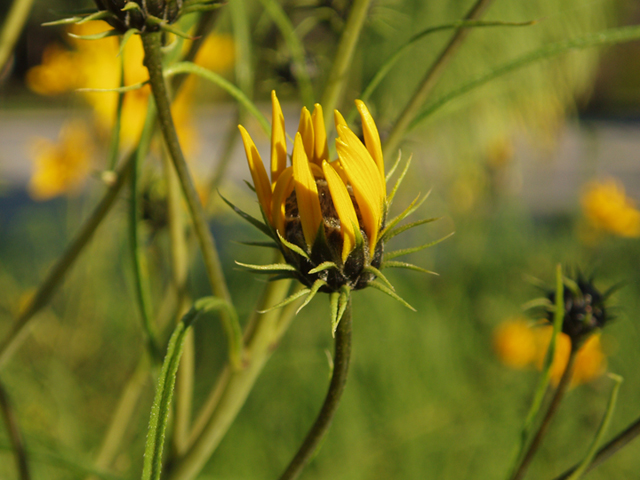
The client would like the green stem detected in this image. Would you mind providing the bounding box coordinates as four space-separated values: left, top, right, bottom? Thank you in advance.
107 54 125 170
553 415 640 480
0 381 30 480
279 300 352 480
320 0 373 128
165 277 296 480
0 0 34 72
141 32 234 315
205 111 241 208
381 0 494 159
0 149 136 370
511 346 578 480
130 102 162 362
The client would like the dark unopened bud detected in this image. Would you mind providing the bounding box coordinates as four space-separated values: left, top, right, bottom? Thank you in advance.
547 273 612 345
94 0 183 32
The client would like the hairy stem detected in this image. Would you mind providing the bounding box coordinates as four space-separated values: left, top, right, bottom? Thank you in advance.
511 346 578 480
279 300 352 480
382 0 494 158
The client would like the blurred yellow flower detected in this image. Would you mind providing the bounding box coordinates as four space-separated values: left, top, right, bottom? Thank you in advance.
193 33 235 72
493 319 606 387
29 121 94 200
581 178 640 238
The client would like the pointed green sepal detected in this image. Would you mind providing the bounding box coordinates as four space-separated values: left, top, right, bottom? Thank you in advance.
235 240 279 249
521 297 553 311
308 261 339 275
121 2 142 12
369 281 416 311
384 231 454 260
330 292 340 335
383 216 440 242
219 192 274 239
380 261 438 275
118 28 140 57
387 153 413 204
68 29 120 41
235 261 297 273
363 265 394 291
385 150 403 183
76 10 112 24
76 80 148 93
258 287 311 314
332 285 351 337
277 230 310 259
296 279 328 314
160 23 196 40
380 191 430 239
42 16 82 26
602 281 626 301
563 276 582 297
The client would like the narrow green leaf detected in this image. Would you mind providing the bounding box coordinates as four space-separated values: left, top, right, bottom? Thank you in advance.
219 193 274 239
567 374 624 480
164 62 271 135
296 279 327 314
332 285 351 336
330 291 340 335
384 231 454 260
118 28 140 57
380 192 431 240
368 281 415 311
121 2 142 11
410 25 640 130
258 287 311 314
381 261 438 275
236 240 279 249
385 150 403 183
68 29 119 40
141 307 202 480
76 10 111 24
160 23 194 40
76 81 148 93
42 16 82 26
521 297 553 311
383 216 440 242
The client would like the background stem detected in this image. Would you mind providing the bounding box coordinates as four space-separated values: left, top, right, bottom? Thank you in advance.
511 346 578 480
382 0 494 158
0 0 34 73
0 381 30 480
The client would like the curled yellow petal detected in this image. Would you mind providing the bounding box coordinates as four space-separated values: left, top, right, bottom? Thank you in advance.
239 125 272 221
297 107 315 164
270 90 287 184
312 104 329 164
322 160 359 262
272 166 294 236
336 124 385 251
356 99 385 188
292 133 322 247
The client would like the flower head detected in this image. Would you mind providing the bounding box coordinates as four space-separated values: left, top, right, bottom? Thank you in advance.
230 92 443 329
581 178 640 238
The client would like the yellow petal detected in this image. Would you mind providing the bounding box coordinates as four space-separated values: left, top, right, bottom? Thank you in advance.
334 109 348 131
355 99 385 188
270 90 287 184
312 104 329 164
297 107 315 163
239 125 272 222
336 124 385 251
330 159 349 185
322 160 359 262
271 166 294 236
292 133 322 247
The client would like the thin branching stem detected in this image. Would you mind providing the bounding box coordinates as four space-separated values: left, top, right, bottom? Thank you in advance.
552 415 640 480
511 346 579 480
141 31 234 319
0 381 30 480
279 299 352 480
382 0 494 158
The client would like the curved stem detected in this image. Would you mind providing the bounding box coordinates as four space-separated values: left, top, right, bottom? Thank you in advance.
140 32 234 316
279 300 352 480
0 0 34 73
381 0 494 159
511 346 578 480
0 381 30 480
552 415 640 480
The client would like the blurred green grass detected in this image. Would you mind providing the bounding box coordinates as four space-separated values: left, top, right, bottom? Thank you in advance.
1 176 639 479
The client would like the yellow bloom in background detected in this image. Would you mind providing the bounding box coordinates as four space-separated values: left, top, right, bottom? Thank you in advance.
193 33 235 72
493 320 607 387
581 178 640 238
28 121 94 200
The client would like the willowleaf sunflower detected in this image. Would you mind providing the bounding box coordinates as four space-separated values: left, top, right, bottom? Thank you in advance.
230 91 446 329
